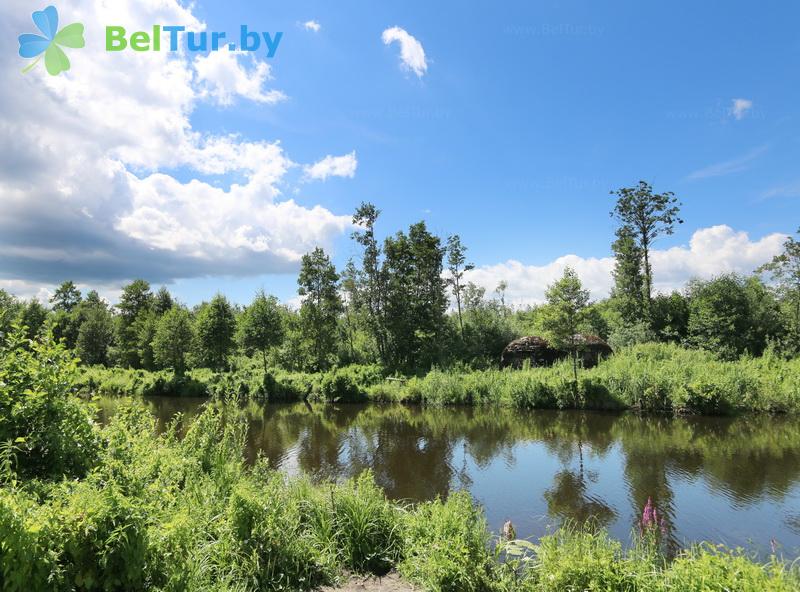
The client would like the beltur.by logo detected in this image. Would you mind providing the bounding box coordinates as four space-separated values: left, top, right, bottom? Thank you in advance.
106 25 283 58
17 5 284 77
18 6 85 76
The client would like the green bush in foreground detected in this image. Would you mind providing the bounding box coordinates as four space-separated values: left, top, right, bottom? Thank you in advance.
0 326 100 480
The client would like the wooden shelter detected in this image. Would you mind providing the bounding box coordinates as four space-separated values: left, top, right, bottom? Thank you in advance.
500 334 612 369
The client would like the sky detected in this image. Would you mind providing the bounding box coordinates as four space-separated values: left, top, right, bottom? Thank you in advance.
0 0 798 308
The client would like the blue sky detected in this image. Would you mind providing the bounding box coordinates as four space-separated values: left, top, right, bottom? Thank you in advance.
0 0 798 306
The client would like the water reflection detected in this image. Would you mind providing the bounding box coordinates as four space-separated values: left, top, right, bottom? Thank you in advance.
99 399 800 558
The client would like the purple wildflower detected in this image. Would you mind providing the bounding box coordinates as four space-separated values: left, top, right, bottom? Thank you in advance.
640 497 666 534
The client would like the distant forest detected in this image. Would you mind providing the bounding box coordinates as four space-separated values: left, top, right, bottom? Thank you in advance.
1 182 798 374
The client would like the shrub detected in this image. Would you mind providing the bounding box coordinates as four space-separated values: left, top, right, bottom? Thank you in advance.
527 527 638 592
226 477 335 590
0 326 100 479
328 471 403 574
663 545 799 592
400 492 494 592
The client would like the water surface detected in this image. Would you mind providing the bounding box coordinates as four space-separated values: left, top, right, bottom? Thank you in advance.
102 398 800 558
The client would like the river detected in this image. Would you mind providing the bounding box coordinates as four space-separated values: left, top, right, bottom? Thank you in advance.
98 397 800 559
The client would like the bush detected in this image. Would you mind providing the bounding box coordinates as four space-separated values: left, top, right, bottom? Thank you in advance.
663 545 798 592
0 326 100 479
327 471 403 574
527 527 638 592
400 492 493 592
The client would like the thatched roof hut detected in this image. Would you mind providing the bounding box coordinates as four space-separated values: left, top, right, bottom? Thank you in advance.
500 334 612 369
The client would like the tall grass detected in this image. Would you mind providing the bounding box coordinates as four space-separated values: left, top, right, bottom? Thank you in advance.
370 343 800 414
79 344 800 415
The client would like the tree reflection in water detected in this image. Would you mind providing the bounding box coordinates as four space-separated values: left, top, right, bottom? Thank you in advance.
99 398 800 556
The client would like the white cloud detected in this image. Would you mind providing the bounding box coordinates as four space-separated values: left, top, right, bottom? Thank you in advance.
0 0 352 292
381 26 427 77
687 145 767 180
304 151 358 181
303 20 321 33
730 98 753 120
465 226 787 307
194 48 287 106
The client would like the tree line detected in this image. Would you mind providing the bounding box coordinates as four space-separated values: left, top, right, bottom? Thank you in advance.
0 183 798 375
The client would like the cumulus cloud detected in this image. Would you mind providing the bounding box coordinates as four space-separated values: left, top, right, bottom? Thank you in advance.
304 151 358 181
730 98 753 120
464 226 787 307
687 145 767 180
194 48 287 106
0 0 352 290
302 20 321 33
381 26 427 77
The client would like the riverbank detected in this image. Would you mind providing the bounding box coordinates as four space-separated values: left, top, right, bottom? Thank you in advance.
3 400 799 592
78 343 800 415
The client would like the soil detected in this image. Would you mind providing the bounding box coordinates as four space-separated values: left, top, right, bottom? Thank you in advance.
319 572 417 592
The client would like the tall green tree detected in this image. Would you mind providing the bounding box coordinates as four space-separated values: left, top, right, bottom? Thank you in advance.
298 248 342 371
382 222 448 371
352 202 387 361
650 291 689 343
195 294 237 370
611 227 646 325
50 281 82 312
76 303 114 365
540 267 590 385
153 286 174 316
0 290 21 338
117 279 153 323
758 228 800 353
237 291 285 372
113 279 154 368
610 181 682 313
19 300 49 340
153 307 194 376
446 234 474 339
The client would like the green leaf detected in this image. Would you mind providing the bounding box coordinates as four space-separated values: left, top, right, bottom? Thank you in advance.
45 44 70 76
54 23 86 49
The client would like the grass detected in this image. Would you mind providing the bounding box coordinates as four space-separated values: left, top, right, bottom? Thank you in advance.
77 343 800 415
369 343 800 414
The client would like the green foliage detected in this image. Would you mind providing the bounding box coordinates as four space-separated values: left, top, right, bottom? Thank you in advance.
50 280 82 312
382 222 449 372
687 274 784 360
540 267 590 384
611 227 647 326
327 471 404 574
2 372 799 592
194 294 237 371
19 299 49 341
76 302 114 365
661 545 799 591
524 526 638 591
318 366 376 403
298 247 342 372
610 180 683 308
363 343 800 414
758 227 800 354
400 492 493 592
0 326 100 480
237 290 284 372
153 307 194 376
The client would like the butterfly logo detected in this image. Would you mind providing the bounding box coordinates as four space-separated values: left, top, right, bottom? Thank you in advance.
18 6 85 76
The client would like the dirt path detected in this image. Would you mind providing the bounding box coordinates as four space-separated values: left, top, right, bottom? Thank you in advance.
319 572 417 592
